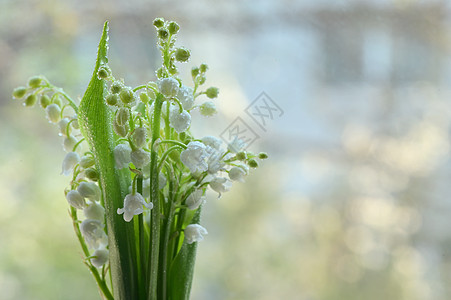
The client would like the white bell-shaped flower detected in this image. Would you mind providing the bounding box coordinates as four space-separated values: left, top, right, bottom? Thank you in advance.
83 201 105 221
184 224 208 244
158 77 179 98
114 143 132 169
46 103 61 123
66 190 86 209
91 248 109 268
132 127 147 149
77 182 101 201
80 219 108 249
228 166 247 182
117 192 153 222
180 141 208 174
186 189 206 210
227 136 246 153
199 101 217 116
169 106 191 133
202 136 222 150
61 152 80 176
58 118 71 136
176 85 194 110
131 148 151 168
205 146 224 174
209 177 232 196
63 135 78 152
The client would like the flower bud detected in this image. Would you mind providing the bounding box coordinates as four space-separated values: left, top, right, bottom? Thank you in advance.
91 249 109 268
83 201 105 221
85 168 99 181
12 86 27 99
199 63 208 73
156 67 166 79
61 152 80 176
205 87 219 99
66 190 86 209
119 87 135 105
132 127 147 148
116 107 130 126
113 120 129 137
258 152 268 159
77 182 101 201
97 65 110 79
153 18 165 28
131 149 151 168
199 101 217 116
139 93 150 104
40 94 51 108
24 94 37 107
158 28 169 40
46 104 61 123
52 96 63 108
158 77 179 97
114 143 132 169
191 67 199 78
248 158 259 168
175 47 190 62
28 76 42 88
80 155 95 168
235 151 247 160
63 135 78 152
168 21 180 34
198 76 206 85
111 81 123 94
184 224 208 244
106 94 119 106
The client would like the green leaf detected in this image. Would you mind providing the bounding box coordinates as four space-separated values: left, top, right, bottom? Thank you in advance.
78 21 138 300
168 209 201 300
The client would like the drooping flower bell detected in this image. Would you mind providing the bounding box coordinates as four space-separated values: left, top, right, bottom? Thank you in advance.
184 224 208 244
66 190 86 209
117 192 153 222
77 182 101 202
180 141 208 174
91 248 109 268
209 176 232 196
80 219 108 249
114 143 132 169
61 152 80 176
177 85 194 110
186 189 206 210
158 77 179 98
169 106 191 133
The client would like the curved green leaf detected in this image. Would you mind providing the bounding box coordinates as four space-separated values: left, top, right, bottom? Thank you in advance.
78 21 138 300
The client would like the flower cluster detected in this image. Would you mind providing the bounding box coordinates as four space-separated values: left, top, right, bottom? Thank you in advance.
12 18 267 299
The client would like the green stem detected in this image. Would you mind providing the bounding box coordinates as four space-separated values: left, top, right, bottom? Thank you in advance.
147 93 164 300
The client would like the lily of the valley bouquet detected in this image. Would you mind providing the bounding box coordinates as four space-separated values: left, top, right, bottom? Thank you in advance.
12 18 267 300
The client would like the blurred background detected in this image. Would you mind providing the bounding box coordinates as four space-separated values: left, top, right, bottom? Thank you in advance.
1 0 451 299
